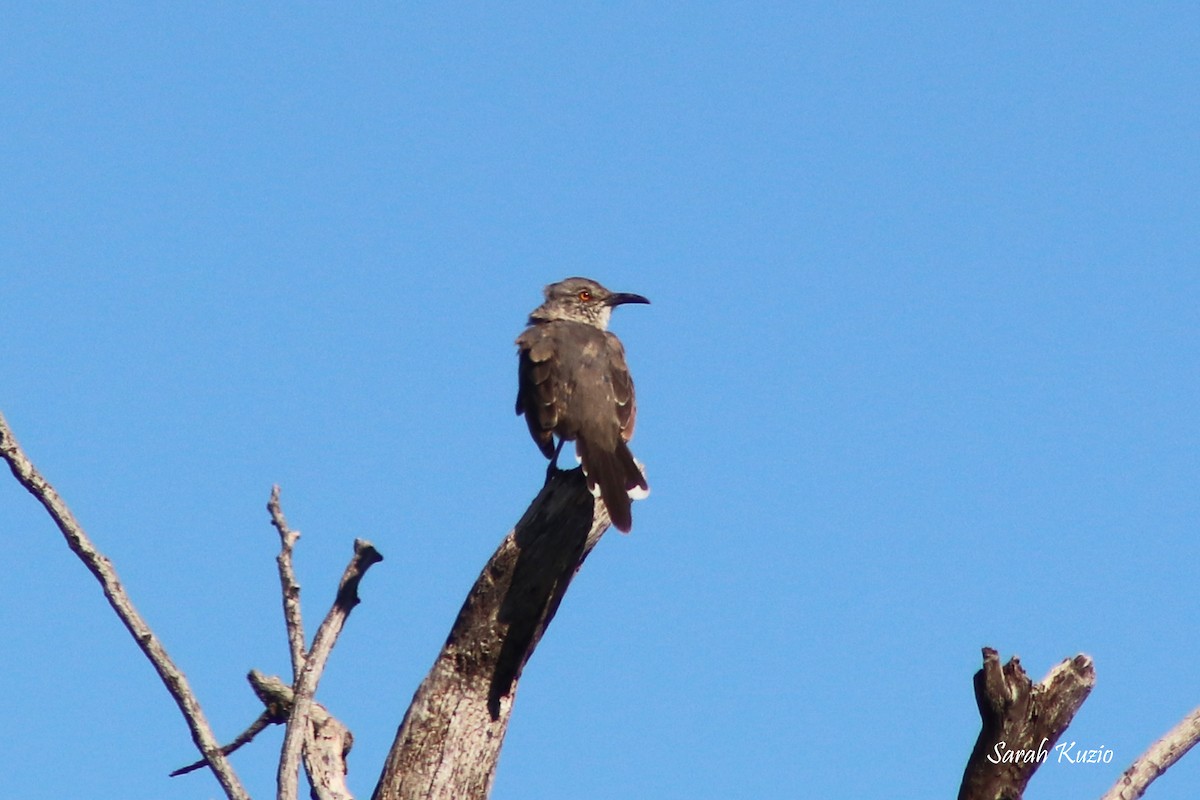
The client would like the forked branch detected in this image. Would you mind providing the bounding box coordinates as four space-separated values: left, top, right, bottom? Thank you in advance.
958 648 1095 800
277 538 383 800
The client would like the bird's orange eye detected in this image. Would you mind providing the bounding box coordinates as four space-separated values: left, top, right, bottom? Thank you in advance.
578 290 591 301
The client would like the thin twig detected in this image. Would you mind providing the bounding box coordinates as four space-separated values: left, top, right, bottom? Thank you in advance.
171 668 301 778
269 485 306 681
277 539 383 800
0 411 249 800
1101 706 1200 800
170 710 278 777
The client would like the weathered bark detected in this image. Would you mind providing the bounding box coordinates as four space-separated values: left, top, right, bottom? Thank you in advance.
278 538 383 800
958 648 1095 800
171 669 353 799
1102 705 1200 800
371 467 613 800
269 485 307 682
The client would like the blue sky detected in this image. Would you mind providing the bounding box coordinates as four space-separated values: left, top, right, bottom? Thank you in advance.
3 4 1198 798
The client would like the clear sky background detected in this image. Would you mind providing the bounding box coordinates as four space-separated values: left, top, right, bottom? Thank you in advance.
2 4 1198 799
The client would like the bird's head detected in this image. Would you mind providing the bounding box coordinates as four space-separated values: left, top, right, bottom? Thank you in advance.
530 277 650 329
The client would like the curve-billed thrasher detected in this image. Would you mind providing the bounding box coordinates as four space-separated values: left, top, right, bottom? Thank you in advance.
515 277 650 532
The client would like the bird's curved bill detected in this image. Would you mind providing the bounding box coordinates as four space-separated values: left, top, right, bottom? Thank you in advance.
605 292 651 306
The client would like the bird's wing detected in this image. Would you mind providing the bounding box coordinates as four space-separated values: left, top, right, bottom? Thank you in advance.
606 333 637 442
515 327 559 458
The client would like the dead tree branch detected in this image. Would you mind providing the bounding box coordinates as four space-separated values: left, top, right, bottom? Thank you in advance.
170 711 278 777
277 538 383 800
958 647 1095 800
246 670 358 800
269 485 306 682
1101 705 1200 800
0 411 250 800
171 669 295 778
303 696 357 800
371 466 616 800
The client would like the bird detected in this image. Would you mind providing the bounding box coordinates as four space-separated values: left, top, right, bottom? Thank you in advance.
515 277 650 532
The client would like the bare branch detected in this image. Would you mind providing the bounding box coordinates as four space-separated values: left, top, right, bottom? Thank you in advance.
278 539 383 800
249 668 300 719
171 668 302 779
372 466 615 800
239 671 357 800
1101 705 1200 800
304 702 356 800
0 411 249 800
958 648 1095 800
170 710 278 777
269 485 306 681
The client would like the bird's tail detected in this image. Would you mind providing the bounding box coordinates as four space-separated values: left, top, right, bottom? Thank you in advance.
576 437 649 533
